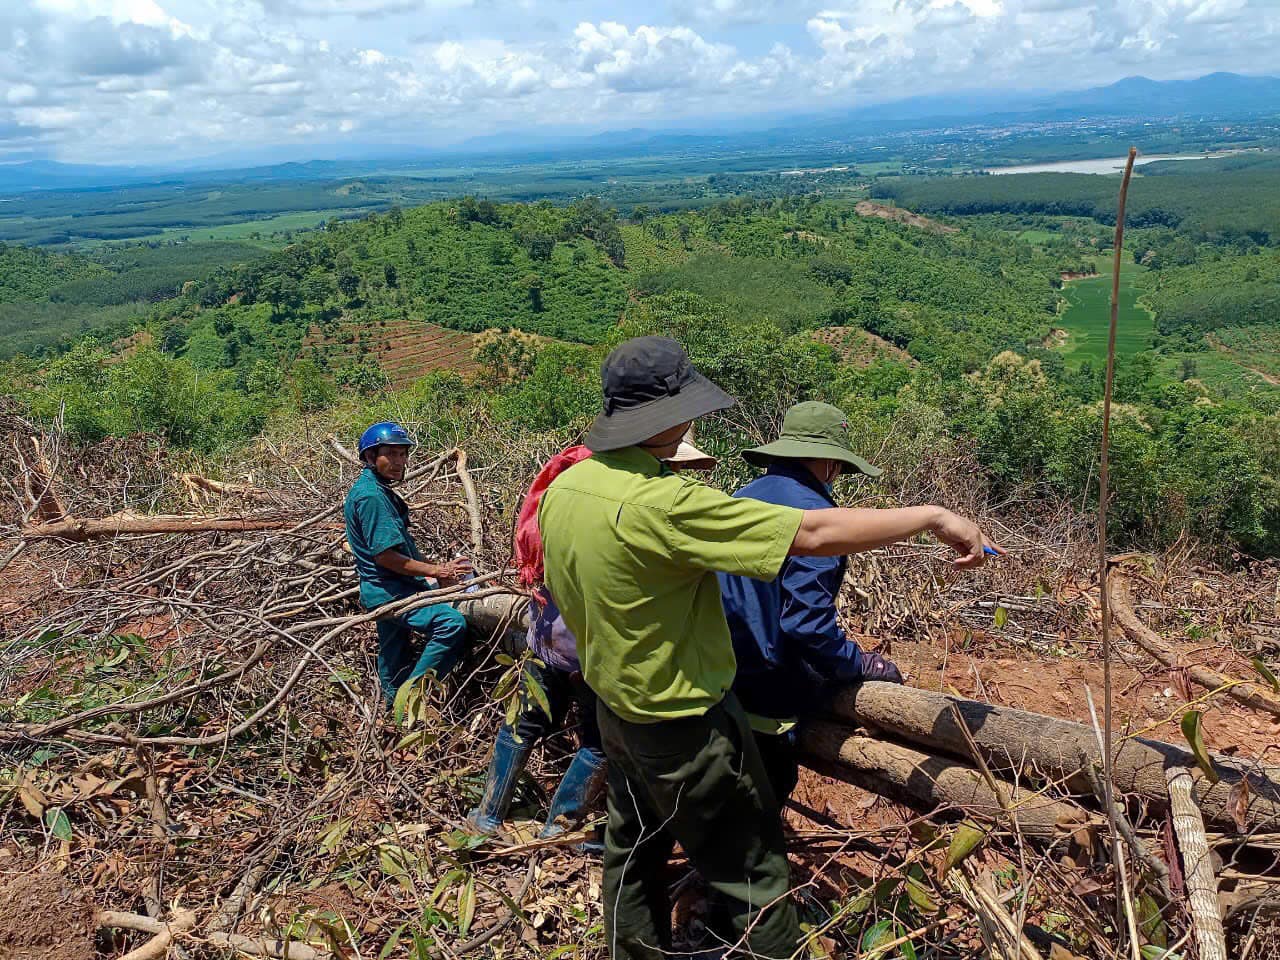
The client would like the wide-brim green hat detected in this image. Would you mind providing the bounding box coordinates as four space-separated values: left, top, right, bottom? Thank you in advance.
742 401 882 477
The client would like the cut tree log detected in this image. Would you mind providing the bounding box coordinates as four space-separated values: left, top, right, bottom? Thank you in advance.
452 600 1280 832
1112 571 1280 719
1165 766 1228 960
798 721 1093 840
456 592 530 648
827 682 1280 832
22 511 301 541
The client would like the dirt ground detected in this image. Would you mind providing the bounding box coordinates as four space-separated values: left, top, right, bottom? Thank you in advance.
854 200 958 234
0 870 97 960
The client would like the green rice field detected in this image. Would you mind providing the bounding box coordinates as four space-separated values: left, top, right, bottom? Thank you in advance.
1056 259 1154 366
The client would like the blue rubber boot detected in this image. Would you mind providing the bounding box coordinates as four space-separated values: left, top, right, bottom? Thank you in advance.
540 746 607 845
467 727 534 835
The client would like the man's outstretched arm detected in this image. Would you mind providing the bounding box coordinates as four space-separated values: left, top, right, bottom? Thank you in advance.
791 505 1001 568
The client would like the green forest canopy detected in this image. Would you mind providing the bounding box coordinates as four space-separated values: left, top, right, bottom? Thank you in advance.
4 190 1279 557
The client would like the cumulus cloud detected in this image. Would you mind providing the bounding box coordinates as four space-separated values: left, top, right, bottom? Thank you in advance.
59 18 197 76
572 22 734 93
0 0 1277 163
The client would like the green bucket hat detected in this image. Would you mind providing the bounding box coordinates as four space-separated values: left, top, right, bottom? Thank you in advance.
742 401 882 477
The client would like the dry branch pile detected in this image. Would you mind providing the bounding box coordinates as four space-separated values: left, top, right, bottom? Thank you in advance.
2 412 1279 959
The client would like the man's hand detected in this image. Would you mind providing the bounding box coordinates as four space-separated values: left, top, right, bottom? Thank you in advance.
930 509 1003 568
372 549 475 584
859 651 904 684
436 557 474 584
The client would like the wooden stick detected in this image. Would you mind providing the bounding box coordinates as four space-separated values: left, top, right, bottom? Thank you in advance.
1085 685 1142 958
1166 766 1228 960
1098 144 1138 959
21 512 301 542
98 907 197 960
205 932 330 959
453 448 485 557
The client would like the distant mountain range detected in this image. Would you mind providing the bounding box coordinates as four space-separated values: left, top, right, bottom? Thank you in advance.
3 72 1277 194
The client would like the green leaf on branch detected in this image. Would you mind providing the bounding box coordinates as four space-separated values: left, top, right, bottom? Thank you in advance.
1136 891 1167 947
904 864 938 913
524 671 552 720
860 919 893 952
993 606 1008 630
1179 710 1219 784
1250 658 1280 695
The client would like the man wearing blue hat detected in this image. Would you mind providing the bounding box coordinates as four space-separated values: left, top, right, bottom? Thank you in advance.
344 421 473 703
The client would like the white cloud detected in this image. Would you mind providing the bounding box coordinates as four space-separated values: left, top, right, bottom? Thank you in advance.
0 0 1276 163
257 0 472 17
6 84 40 104
667 0 800 26
572 21 734 93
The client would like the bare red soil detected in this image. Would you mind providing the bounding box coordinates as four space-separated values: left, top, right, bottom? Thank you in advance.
304 319 482 387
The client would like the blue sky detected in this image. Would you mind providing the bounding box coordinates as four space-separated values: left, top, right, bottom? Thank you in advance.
2 0 1277 164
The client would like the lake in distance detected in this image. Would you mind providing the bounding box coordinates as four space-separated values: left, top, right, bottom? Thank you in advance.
984 153 1237 175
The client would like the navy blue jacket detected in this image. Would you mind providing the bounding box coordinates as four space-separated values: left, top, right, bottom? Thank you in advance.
718 462 864 722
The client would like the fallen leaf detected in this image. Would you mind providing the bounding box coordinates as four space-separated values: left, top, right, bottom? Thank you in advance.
939 822 986 879
1169 667 1194 704
17 776 47 818
1070 876 1103 897
1227 779 1251 833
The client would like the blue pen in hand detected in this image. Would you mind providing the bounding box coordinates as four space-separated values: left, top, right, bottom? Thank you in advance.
983 545 1001 557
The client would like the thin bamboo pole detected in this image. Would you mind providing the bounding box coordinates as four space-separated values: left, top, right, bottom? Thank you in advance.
1098 145 1139 958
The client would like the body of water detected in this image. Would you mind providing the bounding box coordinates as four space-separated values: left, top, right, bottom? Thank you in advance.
984 152 1238 176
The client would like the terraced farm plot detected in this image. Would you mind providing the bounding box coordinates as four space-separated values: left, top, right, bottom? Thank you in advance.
305 319 482 388
1056 260 1154 366
812 326 915 367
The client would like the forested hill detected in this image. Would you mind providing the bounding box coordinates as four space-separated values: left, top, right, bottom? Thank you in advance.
0 243 107 300
3 191 1278 555
132 193 1069 380
869 155 1280 244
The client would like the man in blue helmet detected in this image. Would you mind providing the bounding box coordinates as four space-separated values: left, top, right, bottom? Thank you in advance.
344 421 473 703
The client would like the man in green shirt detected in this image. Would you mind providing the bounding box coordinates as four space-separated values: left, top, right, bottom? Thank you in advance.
540 337 1000 959
344 421 473 703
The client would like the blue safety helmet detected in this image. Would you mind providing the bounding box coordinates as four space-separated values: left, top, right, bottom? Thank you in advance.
358 421 416 459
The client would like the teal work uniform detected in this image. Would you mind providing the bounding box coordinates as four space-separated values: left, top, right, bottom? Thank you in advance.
343 466 468 702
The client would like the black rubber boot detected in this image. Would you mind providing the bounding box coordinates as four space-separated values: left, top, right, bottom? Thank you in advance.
540 746 607 845
467 726 534 835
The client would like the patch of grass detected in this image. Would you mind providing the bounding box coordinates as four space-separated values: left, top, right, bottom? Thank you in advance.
1056 259 1153 366
1153 350 1280 400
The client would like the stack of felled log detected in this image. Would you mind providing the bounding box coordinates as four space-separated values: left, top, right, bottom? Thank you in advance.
455 593 1280 839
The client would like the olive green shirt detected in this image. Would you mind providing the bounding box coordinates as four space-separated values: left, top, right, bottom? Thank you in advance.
539 445 804 723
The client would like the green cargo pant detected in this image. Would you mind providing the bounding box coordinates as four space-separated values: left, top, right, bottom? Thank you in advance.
596 692 801 960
